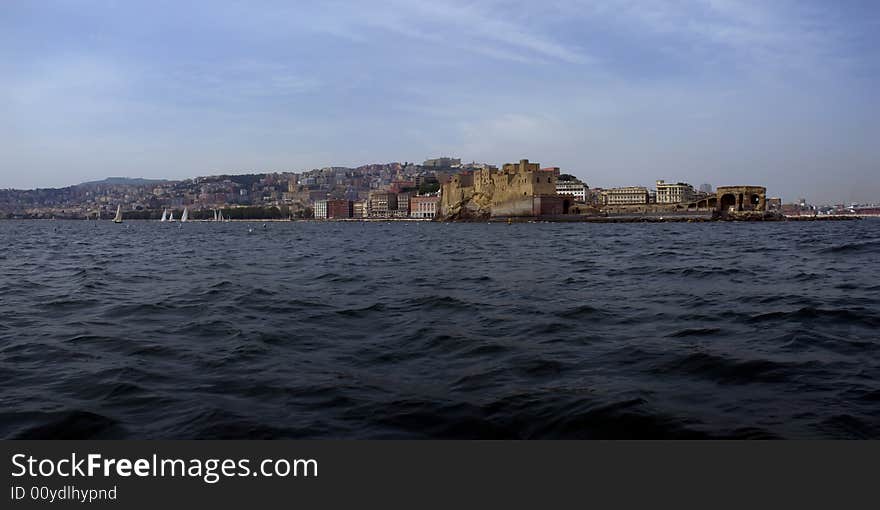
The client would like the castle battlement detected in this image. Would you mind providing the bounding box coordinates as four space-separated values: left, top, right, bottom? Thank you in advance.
439 159 563 219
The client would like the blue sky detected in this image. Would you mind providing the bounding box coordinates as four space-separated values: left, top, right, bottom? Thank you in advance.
2 0 878 202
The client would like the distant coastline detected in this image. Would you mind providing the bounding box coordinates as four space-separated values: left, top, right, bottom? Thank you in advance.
3 164 876 222
3 214 866 223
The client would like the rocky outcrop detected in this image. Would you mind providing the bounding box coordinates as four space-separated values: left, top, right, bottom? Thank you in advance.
712 210 785 221
436 192 492 221
438 159 558 220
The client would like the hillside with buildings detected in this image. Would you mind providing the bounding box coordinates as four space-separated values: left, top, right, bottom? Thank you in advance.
2 156 871 221
0 159 455 220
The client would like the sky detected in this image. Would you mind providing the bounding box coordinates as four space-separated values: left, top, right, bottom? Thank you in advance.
2 0 879 203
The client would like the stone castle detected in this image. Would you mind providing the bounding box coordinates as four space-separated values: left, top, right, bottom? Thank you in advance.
438 158 769 221
439 159 565 220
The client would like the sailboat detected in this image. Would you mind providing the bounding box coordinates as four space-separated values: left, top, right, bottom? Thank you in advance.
113 205 123 224
181 207 189 223
160 209 168 222
214 209 220 222
168 210 175 222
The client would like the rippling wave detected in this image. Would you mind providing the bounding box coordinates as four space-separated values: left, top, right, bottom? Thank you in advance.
1 219 879 439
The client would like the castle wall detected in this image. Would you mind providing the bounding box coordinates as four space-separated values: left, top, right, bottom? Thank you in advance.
440 159 559 218
440 170 476 213
490 197 535 217
715 186 767 213
533 195 565 216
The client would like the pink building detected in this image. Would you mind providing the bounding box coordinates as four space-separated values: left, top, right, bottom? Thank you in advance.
410 196 440 219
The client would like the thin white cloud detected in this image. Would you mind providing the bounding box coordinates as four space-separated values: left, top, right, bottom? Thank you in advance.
1 0 877 201
167 62 321 99
585 0 853 72
357 0 593 65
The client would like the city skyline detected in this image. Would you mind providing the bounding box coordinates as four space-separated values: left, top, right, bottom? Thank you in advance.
0 158 869 207
2 1 879 202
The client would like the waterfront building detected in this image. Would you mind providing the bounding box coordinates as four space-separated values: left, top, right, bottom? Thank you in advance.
314 199 328 219
603 186 650 205
395 192 411 217
410 195 440 219
656 180 696 204
353 200 366 218
368 191 398 218
556 177 589 202
327 199 353 219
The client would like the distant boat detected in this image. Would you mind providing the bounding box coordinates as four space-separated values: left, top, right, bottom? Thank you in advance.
160 209 168 222
181 207 189 223
214 209 220 222
168 211 175 222
113 205 123 224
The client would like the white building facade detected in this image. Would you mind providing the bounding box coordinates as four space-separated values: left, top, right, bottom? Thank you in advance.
656 180 696 204
602 186 650 205
556 179 589 202
410 196 440 219
314 200 328 219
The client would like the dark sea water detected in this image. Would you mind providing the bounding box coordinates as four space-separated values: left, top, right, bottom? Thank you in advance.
1 219 879 439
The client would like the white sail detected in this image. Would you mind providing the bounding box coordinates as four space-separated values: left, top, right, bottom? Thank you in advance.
181 207 189 222
160 209 167 222
113 205 123 223
169 211 175 222
214 210 219 222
